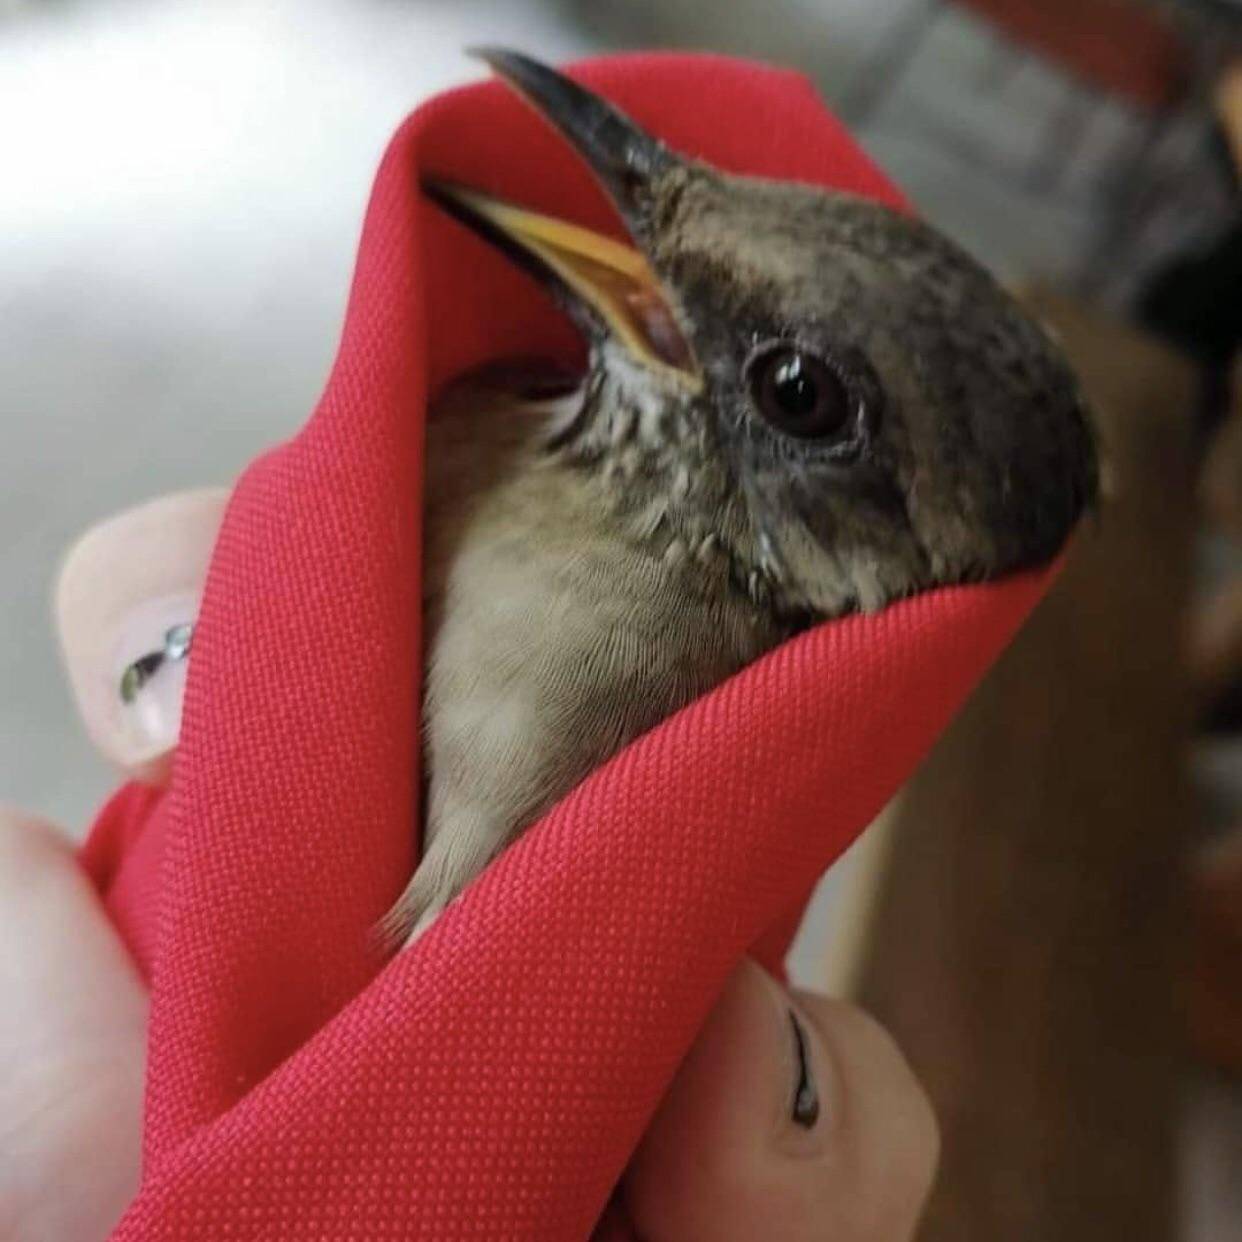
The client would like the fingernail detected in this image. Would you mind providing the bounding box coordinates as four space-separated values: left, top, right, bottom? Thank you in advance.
788 1008 821 1129
110 593 198 763
55 490 226 780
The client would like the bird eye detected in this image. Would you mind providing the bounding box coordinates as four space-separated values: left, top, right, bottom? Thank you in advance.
747 346 853 441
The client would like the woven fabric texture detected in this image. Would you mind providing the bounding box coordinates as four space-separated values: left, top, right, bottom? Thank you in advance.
79 53 1055 1239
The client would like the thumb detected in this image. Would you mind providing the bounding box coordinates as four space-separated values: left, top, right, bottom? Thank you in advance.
55 489 228 786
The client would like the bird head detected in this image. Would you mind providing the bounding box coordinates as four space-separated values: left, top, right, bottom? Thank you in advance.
426 50 1098 617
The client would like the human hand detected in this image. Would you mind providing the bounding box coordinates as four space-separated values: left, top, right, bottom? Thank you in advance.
1 492 937 1241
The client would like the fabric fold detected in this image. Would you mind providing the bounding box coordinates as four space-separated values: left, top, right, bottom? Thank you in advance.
79 53 1056 1240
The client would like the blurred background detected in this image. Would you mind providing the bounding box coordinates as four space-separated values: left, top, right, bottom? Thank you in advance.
2 0 1240 1237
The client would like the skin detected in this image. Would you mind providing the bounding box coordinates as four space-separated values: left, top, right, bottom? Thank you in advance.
0 490 937 1241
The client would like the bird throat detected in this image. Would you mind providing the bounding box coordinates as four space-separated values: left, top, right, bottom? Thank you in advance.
549 344 784 613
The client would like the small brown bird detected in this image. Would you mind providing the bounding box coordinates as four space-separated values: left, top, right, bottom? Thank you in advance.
384 49 1097 944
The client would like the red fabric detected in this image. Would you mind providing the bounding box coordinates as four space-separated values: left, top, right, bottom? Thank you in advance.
80 53 1057 1239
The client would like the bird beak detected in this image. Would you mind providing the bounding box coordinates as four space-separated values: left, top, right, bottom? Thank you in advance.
424 49 702 392
425 181 699 389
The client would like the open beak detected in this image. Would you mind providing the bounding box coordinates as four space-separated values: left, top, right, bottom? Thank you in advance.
424 49 702 392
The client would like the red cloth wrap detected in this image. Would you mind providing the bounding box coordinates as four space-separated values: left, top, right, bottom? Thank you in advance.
80 53 1054 1239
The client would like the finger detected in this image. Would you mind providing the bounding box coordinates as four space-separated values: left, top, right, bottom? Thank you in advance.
621 959 938 1242
56 488 228 785
788 990 939 1239
0 807 146 1242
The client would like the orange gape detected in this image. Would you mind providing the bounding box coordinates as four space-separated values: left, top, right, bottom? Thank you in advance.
80 54 1059 1241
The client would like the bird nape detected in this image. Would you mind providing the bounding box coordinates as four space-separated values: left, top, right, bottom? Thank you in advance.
381 48 1098 947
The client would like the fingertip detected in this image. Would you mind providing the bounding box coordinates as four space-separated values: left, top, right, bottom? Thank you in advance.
794 991 940 1230
55 488 228 783
0 804 73 876
624 965 939 1242
0 805 147 1242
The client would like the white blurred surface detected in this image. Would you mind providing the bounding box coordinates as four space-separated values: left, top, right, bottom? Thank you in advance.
0 0 586 831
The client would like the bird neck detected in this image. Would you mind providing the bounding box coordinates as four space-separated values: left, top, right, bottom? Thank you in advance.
550 345 795 619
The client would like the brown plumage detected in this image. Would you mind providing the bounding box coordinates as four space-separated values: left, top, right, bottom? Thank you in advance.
382 51 1097 944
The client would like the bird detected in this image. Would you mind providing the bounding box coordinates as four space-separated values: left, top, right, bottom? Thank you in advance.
382 49 1097 946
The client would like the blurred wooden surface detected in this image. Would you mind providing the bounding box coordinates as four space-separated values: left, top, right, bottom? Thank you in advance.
849 291 1197 1241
